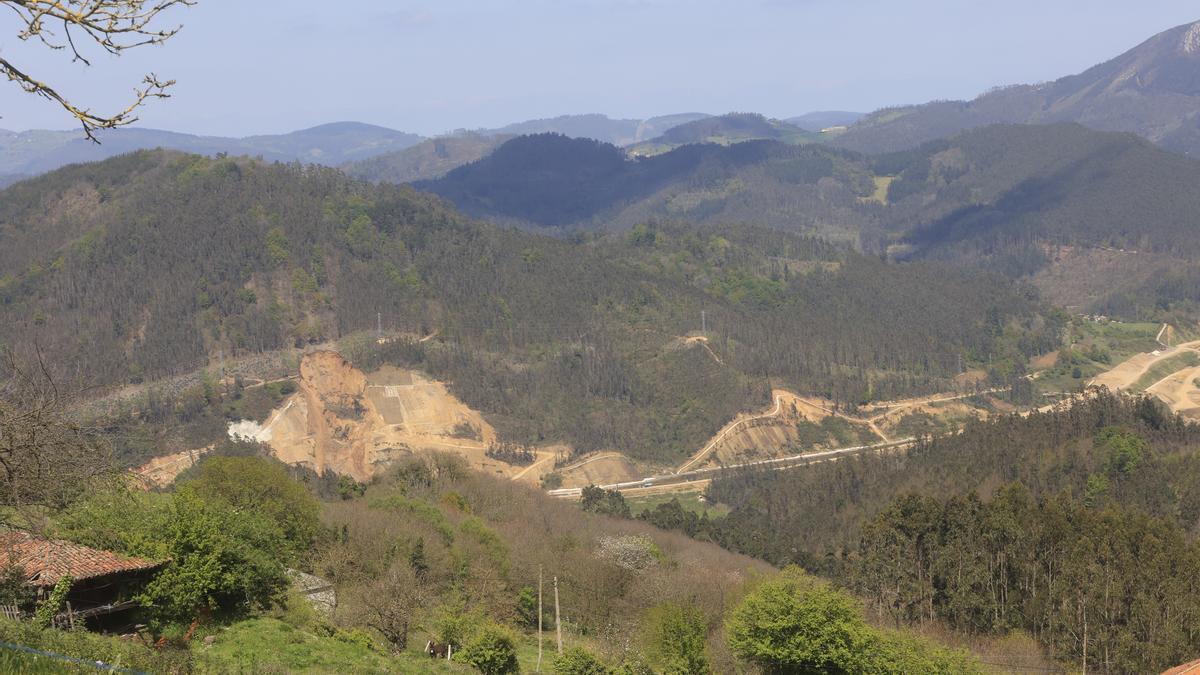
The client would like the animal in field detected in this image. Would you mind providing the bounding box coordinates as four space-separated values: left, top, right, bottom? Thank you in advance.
425 639 452 659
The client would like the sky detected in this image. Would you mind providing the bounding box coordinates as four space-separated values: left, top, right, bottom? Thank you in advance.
2 0 1198 136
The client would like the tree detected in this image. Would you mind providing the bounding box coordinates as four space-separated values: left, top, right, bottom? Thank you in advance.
459 623 520 675
181 456 321 556
579 485 630 518
643 602 710 674
0 350 116 530
355 562 422 651
56 484 291 624
1 0 195 139
726 567 873 674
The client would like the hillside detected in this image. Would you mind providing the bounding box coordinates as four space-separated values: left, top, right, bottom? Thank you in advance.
786 110 865 132
0 151 1060 467
471 112 711 146
421 124 1200 319
418 133 880 238
834 19 1200 155
344 134 513 183
672 392 1200 672
627 112 815 156
877 124 1200 312
0 122 425 179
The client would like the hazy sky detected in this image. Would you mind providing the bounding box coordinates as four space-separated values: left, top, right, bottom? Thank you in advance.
2 0 1198 136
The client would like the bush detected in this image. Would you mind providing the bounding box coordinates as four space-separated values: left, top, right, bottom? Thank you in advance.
459 623 519 674
726 567 979 674
554 646 611 674
643 602 709 674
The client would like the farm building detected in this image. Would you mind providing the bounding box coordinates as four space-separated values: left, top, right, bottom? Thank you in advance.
0 530 164 630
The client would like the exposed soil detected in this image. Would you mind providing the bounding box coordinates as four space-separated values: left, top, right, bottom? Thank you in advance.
555 452 643 488
1089 342 1200 391
257 351 528 482
132 445 212 489
1146 365 1200 420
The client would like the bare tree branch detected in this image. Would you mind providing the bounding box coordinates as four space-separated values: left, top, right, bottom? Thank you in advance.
1 0 195 141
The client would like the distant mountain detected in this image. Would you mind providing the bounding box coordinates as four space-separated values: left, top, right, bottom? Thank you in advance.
235 122 425 164
785 111 865 132
417 132 878 238
420 123 1200 317
0 122 424 177
628 113 815 155
342 133 513 183
470 113 711 146
882 124 1200 258
834 20 1200 155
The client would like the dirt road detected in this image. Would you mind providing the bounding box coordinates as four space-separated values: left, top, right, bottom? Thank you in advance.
1089 341 1200 391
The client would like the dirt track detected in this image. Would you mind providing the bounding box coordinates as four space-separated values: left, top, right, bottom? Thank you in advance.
1146 365 1200 420
1089 341 1200 391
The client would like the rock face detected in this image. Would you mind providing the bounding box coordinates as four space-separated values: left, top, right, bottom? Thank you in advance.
260 350 516 482
834 20 1200 156
288 569 336 618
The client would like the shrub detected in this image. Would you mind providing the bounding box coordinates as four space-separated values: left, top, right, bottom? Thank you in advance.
643 602 709 674
726 567 979 673
554 645 611 674
459 623 519 674
33 577 72 629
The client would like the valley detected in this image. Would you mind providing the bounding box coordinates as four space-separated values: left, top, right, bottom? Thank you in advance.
5 8 1200 673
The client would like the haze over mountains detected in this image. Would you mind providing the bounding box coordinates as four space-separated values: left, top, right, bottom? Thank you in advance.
834 19 1200 155
0 113 720 186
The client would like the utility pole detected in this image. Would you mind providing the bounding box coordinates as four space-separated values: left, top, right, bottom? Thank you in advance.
377 312 382 339
1082 611 1088 675
701 310 707 336
554 575 562 656
536 567 543 672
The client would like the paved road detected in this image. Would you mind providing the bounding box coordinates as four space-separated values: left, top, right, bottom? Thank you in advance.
548 437 915 498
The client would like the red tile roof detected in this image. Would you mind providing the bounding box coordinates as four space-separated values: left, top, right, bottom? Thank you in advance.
0 531 164 587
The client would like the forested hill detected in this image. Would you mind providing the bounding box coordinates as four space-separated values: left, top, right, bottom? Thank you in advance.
343 133 513 183
662 392 1200 672
421 124 1200 320
886 123 1200 260
833 19 1200 155
418 133 880 239
626 113 815 155
0 150 1058 463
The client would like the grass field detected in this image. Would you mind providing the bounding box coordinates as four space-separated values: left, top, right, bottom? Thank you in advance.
859 176 894 205
0 648 99 674
627 491 729 518
195 616 567 674
1035 319 1163 395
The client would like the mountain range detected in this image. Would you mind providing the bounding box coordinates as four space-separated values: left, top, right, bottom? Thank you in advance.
0 113 716 186
419 121 1200 317
834 19 1200 155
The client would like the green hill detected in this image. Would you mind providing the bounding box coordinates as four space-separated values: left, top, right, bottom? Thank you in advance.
627 112 815 156
344 133 513 183
421 123 1200 319
0 150 1058 464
